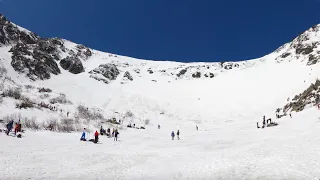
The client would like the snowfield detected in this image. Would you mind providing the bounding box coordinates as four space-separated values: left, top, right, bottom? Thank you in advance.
2 109 320 180
1 15 320 179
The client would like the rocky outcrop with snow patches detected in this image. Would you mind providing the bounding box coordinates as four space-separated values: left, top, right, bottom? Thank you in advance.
275 24 320 65
89 64 120 84
278 79 320 115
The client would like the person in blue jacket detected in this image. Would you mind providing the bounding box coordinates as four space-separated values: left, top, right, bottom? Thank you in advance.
80 128 86 141
171 131 175 140
6 120 14 135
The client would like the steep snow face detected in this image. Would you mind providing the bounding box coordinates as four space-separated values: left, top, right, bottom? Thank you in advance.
0 13 319 127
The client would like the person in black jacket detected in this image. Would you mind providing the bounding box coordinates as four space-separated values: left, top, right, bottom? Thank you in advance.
114 129 119 141
177 130 180 140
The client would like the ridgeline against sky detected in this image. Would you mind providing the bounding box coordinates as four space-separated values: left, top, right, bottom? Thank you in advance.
0 0 319 62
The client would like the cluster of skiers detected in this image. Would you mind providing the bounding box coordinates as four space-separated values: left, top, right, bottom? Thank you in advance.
5 119 22 137
80 126 120 144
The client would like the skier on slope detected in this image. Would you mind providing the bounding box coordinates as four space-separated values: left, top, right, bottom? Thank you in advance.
196 125 198 131
80 128 86 141
158 124 160 129
94 130 99 143
171 131 175 140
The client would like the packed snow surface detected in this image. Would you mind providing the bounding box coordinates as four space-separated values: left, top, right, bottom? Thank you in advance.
2 108 320 180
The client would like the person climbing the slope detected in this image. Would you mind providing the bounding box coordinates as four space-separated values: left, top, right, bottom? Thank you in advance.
177 130 180 140
80 128 86 141
94 130 99 143
171 131 175 140
6 120 14 136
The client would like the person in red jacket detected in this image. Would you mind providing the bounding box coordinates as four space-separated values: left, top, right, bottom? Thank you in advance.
94 130 99 143
14 123 19 135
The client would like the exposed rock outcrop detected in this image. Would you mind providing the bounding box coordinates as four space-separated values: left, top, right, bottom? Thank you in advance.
0 14 39 46
123 71 133 81
89 64 120 84
279 80 320 114
60 56 84 74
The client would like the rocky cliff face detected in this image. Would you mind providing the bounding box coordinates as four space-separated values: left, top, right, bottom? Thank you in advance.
0 14 92 80
278 79 320 115
1 13 320 85
275 24 320 65
0 14 39 46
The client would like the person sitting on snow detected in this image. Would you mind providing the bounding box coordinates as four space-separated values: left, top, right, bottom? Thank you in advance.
80 128 86 141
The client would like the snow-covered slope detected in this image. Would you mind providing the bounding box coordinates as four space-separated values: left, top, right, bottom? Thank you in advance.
2 13 320 179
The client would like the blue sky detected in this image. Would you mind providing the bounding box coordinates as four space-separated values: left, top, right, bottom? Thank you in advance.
0 0 319 62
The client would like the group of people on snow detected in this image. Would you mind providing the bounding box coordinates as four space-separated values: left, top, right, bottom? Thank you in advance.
80 126 120 143
5 119 22 136
257 115 279 129
171 130 180 140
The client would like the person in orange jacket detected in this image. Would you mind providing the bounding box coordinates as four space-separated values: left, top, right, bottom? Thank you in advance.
94 130 99 143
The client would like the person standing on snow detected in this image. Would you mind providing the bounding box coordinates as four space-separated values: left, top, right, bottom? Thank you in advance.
6 120 14 136
177 130 180 140
171 131 175 140
80 128 86 141
18 119 22 132
14 123 19 135
158 124 160 129
94 130 99 143
196 125 198 131
114 129 119 141
107 128 111 137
